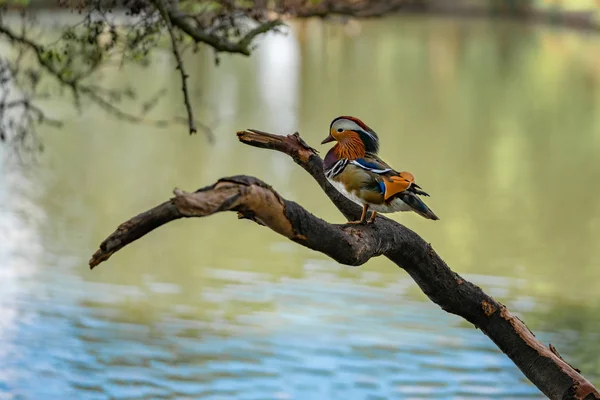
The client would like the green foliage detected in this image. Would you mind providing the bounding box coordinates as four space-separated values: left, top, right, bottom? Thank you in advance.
0 0 30 6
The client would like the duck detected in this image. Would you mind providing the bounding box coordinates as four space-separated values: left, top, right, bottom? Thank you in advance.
321 116 439 224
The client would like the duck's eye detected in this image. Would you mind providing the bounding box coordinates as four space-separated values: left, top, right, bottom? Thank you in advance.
337 128 344 133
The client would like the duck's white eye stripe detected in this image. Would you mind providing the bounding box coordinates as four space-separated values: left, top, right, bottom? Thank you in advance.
334 119 362 131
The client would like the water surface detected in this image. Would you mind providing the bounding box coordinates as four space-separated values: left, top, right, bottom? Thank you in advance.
1 15 600 400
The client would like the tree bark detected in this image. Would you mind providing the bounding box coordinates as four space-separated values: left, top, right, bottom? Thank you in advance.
89 129 600 400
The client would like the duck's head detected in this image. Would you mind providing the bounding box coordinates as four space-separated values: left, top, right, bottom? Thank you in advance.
321 116 379 154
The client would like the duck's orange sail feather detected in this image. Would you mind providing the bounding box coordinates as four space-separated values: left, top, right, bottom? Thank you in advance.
383 172 415 201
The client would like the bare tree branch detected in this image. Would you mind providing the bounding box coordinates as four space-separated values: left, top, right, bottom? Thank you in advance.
168 13 283 56
5 99 63 127
89 129 600 400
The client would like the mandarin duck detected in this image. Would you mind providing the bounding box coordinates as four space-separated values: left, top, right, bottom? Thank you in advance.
321 116 439 224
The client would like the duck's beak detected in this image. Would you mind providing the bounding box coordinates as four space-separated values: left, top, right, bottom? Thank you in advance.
321 134 335 145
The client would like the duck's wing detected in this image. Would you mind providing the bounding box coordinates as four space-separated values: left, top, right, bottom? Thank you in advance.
350 155 430 201
349 156 394 174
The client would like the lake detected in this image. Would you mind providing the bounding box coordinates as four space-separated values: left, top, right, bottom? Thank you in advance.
1 14 600 400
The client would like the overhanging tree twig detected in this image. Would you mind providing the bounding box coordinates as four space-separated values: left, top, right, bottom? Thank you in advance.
89 129 600 400
0 21 215 142
152 0 196 134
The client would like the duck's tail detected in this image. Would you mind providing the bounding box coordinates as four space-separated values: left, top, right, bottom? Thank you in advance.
399 192 439 220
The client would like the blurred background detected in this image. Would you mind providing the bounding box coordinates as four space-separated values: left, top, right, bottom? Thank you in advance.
2 1 600 399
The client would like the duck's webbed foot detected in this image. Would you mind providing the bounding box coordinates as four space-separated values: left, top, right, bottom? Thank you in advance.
367 211 377 224
346 204 369 225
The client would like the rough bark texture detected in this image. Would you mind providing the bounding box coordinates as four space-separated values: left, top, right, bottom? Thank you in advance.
89 129 600 400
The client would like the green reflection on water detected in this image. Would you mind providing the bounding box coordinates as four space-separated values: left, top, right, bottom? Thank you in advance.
26 15 600 389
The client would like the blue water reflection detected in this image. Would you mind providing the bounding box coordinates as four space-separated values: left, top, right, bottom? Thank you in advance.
0 264 545 399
